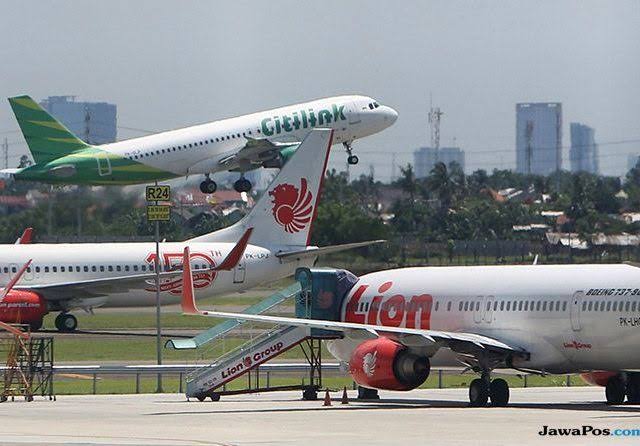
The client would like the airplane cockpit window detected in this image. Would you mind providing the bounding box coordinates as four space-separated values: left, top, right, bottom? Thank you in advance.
373 102 380 108
368 103 374 109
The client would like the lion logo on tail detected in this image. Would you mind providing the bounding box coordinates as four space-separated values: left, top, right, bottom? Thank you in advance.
269 178 314 233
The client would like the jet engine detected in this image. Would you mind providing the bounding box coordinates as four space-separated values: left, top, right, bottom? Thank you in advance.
0 291 48 331
349 337 430 391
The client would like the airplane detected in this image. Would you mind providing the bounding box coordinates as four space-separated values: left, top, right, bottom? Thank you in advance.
4 94 397 193
180 262 640 406
0 129 382 332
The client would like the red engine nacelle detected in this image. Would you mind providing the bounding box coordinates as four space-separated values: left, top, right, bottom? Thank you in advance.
349 337 430 391
0 291 47 330
580 371 619 387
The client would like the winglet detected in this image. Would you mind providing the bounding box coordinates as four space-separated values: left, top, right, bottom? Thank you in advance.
180 247 199 315
0 259 32 300
15 227 33 245
214 228 252 271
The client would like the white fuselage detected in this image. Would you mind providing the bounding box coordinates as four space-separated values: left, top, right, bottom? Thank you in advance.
0 242 311 310
102 95 397 176
328 264 640 374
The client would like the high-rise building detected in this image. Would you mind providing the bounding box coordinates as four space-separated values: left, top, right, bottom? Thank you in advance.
628 155 640 172
570 123 598 174
40 96 117 144
414 146 465 178
515 103 562 175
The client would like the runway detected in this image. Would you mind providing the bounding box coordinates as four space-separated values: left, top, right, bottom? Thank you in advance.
2 387 640 445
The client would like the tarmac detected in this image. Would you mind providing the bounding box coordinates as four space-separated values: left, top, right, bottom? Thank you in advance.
2 387 640 445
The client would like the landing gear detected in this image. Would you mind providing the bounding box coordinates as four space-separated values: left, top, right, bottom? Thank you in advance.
469 374 510 407
302 387 318 401
604 375 625 404
357 386 380 400
343 142 359 165
199 175 217 194
55 313 77 332
29 319 43 332
469 378 489 407
606 375 626 405
627 373 640 404
233 177 252 193
489 378 510 407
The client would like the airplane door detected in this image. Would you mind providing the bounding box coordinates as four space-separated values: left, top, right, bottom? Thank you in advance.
96 153 112 176
570 291 583 331
473 296 484 324
233 261 246 284
484 295 495 323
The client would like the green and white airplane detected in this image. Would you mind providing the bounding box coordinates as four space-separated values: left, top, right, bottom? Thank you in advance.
5 95 397 193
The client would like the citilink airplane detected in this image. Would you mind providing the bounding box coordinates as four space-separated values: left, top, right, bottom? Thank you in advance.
0 129 381 332
5 94 397 193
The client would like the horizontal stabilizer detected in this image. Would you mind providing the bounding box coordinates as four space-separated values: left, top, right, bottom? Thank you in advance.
276 240 385 260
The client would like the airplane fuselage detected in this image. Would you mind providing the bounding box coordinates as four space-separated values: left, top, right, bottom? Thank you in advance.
0 242 311 310
327 264 640 374
15 95 396 185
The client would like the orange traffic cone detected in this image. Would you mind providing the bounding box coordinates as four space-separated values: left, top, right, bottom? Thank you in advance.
341 386 349 405
323 389 332 406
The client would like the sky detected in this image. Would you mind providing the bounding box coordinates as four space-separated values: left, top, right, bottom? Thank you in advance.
1 0 639 179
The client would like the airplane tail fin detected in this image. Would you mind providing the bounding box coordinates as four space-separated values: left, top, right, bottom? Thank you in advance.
8 95 89 164
190 129 333 249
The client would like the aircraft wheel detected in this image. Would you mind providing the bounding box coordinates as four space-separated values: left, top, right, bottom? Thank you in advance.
55 313 78 332
606 375 626 405
302 388 317 401
627 374 640 404
233 178 252 193
489 378 510 406
199 180 217 194
29 319 43 332
357 386 379 400
469 378 489 407
347 154 359 165
209 392 220 402
195 394 206 402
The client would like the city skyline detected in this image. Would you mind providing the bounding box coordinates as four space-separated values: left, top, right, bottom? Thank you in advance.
1 1 638 180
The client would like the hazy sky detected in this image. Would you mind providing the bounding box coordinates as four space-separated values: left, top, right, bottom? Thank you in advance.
1 1 639 179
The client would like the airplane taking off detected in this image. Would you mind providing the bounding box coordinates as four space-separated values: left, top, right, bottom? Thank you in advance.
183 263 640 406
0 129 382 332
4 94 397 193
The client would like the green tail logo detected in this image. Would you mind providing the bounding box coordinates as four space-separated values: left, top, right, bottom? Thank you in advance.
8 95 89 164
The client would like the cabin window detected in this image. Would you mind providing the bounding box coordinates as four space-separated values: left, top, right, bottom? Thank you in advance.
633 301 638 312
2 267 7 274
100 266 105 272
447 301 451 311
524 301 529 311
493 301 498 311
556 301 561 311
91 266 96 272
26 267 31 273
581 301 587 311
133 265 139 272
75 266 80 272
116 266 121 272
463 301 468 311
500 301 505 311
606 301 612 311
459 301 463 311
44 266 49 273
434 301 439 312
125 265 130 272
35 266 40 273
60 267 65 272
506 301 511 311
625 301 630 312
108 266 113 272
587 301 592 311
486 301 490 310
142 265 147 272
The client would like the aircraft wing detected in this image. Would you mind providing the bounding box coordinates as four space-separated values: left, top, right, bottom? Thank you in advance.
185 310 529 360
275 240 386 261
218 138 298 171
14 228 252 302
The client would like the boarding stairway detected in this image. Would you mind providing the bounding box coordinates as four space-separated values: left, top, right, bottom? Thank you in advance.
169 268 358 401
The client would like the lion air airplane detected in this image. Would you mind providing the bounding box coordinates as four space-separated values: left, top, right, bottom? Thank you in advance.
4 94 397 193
183 263 640 406
0 129 380 332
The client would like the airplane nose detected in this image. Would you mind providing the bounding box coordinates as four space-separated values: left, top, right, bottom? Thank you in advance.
382 106 398 125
